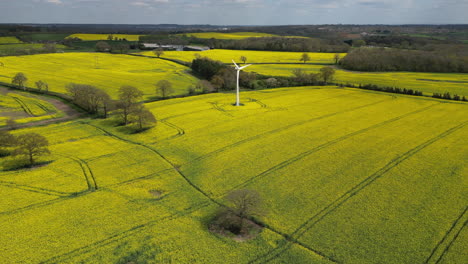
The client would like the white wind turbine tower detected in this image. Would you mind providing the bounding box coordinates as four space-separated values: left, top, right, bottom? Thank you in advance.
232 60 252 106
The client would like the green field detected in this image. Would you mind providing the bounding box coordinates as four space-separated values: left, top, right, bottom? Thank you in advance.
0 43 69 56
0 87 466 263
67 34 144 41
139 49 345 64
0 37 22 44
0 53 199 99
24 33 70 42
245 64 468 96
0 89 61 125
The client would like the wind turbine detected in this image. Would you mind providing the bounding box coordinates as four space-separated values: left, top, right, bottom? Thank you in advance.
232 60 252 106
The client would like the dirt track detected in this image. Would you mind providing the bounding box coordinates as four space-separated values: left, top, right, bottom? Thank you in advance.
0 86 83 130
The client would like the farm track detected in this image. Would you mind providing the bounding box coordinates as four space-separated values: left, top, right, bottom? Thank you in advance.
160 119 185 139
82 122 339 263
425 206 468 264
248 120 468 264
209 101 234 117
10 95 35 116
189 98 392 164
55 153 98 191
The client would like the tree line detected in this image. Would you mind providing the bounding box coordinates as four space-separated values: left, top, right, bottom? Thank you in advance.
140 34 350 53
0 43 60 57
340 47 468 73
191 56 338 92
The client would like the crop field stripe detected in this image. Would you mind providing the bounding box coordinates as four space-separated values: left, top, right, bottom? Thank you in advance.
40 200 212 264
425 206 468 264
0 180 69 197
229 103 438 192
10 95 35 116
82 122 336 262
160 119 185 139
209 101 234 117
248 119 468 264
189 98 392 164
55 153 97 191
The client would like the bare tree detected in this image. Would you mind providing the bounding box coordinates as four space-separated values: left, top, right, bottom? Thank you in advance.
155 80 174 98
13 133 50 166
129 104 156 131
225 189 264 233
12 72 28 90
153 48 164 58
300 53 311 64
114 43 130 54
240 56 247 64
95 41 111 52
117 85 143 125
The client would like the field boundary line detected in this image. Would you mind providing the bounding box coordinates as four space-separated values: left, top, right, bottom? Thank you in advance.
248 119 468 264
425 206 468 264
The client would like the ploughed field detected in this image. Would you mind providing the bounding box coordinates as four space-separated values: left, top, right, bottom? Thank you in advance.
0 53 199 99
1 87 466 263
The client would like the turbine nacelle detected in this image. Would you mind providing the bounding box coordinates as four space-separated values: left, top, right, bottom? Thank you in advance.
232 60 252 70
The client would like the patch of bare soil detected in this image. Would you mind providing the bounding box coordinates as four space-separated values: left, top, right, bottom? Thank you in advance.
0 86 83 130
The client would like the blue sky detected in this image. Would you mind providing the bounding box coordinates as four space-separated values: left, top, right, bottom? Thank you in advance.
0 0 467 25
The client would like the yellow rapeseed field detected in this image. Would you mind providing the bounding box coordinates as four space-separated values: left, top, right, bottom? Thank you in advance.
177 32 279 40
245 64 468 96
66 33 144 41
0 37 23 44
0 91 61 125
1 87 466 263
139 49 346 64
0 53 199 99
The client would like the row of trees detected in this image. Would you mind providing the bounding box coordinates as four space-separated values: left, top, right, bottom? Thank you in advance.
340 47 468 73
66 84 157 131
10 72 49 93
95 41 133 53
139 34 350 52
432 92 467 101
0 130 49 167
0 43 59 57
191 56 338 92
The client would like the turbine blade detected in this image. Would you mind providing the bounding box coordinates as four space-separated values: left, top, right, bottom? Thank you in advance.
239 64 252 70
232 59 240 69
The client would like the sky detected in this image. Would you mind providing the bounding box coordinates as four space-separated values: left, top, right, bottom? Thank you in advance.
0 0 467 25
